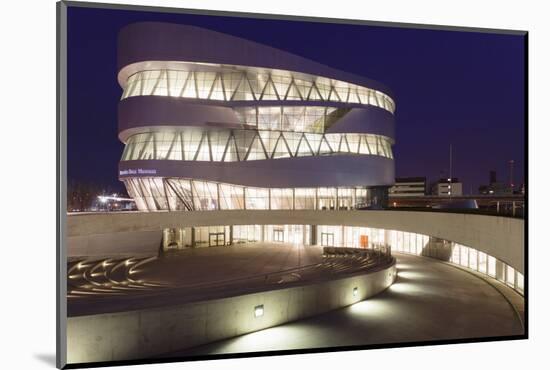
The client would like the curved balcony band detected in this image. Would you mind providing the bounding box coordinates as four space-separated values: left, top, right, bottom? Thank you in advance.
118 96 395 141
118 155 394 188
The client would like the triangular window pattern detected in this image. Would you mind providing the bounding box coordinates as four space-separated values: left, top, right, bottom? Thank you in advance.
260 77 280 100
223 133 240 162
181 72 197 98
235 131 256 160
339 135 351 153
152 70 168 96
285 79 303 100
273 133 292 159
283 132 301 155
296 133 315 157
305 133 321 155
347 88 360 104
307 83 323 100
194 132 211 161
225 73 243 100
245 134 268 160
208 74 226 101
318 136 333 155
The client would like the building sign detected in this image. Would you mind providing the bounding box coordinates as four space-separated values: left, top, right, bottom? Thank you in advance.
119 168 157 176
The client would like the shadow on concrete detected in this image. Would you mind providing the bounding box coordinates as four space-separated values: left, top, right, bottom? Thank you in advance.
33 353 56 367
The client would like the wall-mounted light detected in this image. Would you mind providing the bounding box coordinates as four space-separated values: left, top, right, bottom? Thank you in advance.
254 304 264 318
353 287 358 297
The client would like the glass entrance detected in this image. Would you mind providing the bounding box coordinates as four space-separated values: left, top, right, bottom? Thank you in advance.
321 232 334 247
273 229 284 242
209 232 225 247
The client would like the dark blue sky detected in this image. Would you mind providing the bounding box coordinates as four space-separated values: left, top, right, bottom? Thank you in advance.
67 6 525 194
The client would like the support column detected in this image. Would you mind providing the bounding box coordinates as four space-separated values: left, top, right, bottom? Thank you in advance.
229 225 233 246
261 225 265 242
311 225 317 245
191 227 196 248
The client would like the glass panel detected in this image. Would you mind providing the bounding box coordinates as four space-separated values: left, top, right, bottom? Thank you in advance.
271 75 290 100
182 129 203 160
235 130 256 160
182 72 197 98
294 188 316 209
451 243 461 264
506 265 515 287
469 248 478 270
516 272 524 292
209 131 230 161
222 72 243 100
272 133 291 159
223 134 240 162
192 180 218 210
195 72 216 99
209 74 226 100
283 132 301 155
245 187 268 209
246 134 267 160
285 80 303 100
304 133 321 155
258 131 279 158
260 78 279 100
270 188 293 210
219 183 244 210
478 251 487 273
257 107 281 131
296 134 314 157
194 133 211 161
347 134 360 153
488 255 496 277
167 70 189 97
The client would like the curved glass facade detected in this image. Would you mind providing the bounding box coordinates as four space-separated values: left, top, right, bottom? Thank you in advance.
121 129 393 162
121 66 396 114
123 177 387 212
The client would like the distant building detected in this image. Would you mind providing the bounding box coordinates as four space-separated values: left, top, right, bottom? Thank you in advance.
389 177 426 197
432 178 463 196
478 171 513 195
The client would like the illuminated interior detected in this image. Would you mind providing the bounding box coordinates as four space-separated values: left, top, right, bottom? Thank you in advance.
120 66 396 114
123 177 386 211
121 129 394 162
162 223 524 296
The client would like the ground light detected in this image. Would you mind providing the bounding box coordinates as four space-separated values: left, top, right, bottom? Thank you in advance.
254 304 264 318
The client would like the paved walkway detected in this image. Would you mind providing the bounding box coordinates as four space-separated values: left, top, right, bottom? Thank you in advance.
170 253 524 356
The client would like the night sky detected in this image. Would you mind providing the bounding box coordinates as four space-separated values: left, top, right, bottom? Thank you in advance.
67 6 525 195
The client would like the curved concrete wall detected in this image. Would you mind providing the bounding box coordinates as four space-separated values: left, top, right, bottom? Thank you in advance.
118 156 395 188
118 97 242 141
325 106 395 138
67 262 396 364
67 210 524 273
117 22 393 96
118 96 395 140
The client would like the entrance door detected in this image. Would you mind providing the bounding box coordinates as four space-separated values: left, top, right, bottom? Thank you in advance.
321 233 334 247
273 229 284 242
209 232 225 247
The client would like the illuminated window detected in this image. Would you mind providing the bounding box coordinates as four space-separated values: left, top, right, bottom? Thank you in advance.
488 256 496 277
506 265 515 287
121 66 396 114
